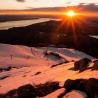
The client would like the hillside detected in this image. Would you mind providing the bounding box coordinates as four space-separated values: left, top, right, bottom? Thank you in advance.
0 20 98 58
0 43 97 98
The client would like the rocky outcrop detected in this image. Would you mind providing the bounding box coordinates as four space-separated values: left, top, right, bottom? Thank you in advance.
58 78 98 98
92 60 98 70
74 58 91 72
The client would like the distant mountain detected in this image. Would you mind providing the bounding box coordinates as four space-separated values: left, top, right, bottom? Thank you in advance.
0 19 98 57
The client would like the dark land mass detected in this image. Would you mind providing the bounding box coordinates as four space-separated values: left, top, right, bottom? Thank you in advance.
0 18 98 57
0 15 39 22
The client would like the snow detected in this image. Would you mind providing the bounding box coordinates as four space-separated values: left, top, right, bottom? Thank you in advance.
0 43 96 98
63 90 87 98
43 89 87 98
43 88 65 98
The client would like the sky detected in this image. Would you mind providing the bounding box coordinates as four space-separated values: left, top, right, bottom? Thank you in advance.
0 0 98 10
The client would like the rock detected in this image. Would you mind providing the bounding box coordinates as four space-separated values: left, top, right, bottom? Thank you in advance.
0 94 5 98
92 60 98 70
0 66 12 72
59 78 98 98
64 79 84 93
35 81 60 97
6 89 18 98
34 72 41 75
74 58 91 72
17 84 36 98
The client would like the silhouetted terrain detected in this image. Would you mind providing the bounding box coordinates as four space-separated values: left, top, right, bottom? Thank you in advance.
0 18 98 57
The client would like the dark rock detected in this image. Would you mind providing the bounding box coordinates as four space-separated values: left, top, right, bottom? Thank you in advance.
17 84 36 98
92 60 98 70
44 51 63 60
74 58 91 72
0 81 60 98
0 94 5 98
51 61 68 68
35 81 60 97
6 89 18 98
34 72 41 75
59 78 98 98
74 61 80 71
0 66 12 72
64 79 84 92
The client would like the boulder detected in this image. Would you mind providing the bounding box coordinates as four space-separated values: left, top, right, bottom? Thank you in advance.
74 58 91 72
92 60 98 70
6 89 18 98
17 84 36 98
59 78 98 98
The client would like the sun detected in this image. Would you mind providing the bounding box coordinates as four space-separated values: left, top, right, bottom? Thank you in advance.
66 10 76 17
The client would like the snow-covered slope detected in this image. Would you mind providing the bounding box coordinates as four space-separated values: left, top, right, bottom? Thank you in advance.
0 43 93 67
0 43 96 96
43 89 87 98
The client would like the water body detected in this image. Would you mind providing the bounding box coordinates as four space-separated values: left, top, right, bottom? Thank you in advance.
0 18 52 30
90 35 98 39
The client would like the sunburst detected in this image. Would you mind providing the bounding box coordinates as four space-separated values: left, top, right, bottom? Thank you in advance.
66 10 76 17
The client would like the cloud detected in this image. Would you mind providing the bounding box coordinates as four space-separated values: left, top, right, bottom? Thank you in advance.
16 0 25 2
77 3 98 12
66 3 98 12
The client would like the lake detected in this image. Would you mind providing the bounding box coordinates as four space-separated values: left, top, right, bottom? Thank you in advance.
0 18 52 30
90 35 98 39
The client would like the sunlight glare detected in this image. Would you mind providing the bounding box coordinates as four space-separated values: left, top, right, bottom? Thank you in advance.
66 10 76 17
